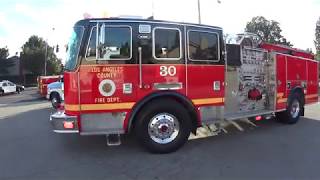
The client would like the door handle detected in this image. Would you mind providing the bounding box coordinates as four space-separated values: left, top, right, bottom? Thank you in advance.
138 47 143 89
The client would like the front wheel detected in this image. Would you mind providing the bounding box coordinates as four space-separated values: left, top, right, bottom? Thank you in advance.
276 93 303 124
135 99 192 153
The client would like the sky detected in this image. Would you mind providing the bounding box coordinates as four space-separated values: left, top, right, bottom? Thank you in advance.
0 0 319 62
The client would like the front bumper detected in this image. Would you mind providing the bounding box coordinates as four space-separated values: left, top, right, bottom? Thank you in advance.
50 111 79 133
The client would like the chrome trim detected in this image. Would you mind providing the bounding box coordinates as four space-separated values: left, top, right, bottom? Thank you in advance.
243 46 268 53
80 112 126 135
89 19 223 31
275 109 286 112
54 130 79 133
225 110 275 121
152 27 182 61
80 131 124 136
184 25 188 95
153 82 183 90
96 22 99 60
138 47 143 88
187 29 220 62
96 25 133 61
50 111 79 133
85 25 97 60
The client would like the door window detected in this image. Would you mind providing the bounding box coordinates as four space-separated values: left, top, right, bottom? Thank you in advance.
188 30 219 61
97 25 132 60
153 27 181 60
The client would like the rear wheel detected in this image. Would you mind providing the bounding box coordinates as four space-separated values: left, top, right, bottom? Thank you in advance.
50 93 61 109
135 98 192 153
0 90 4 96
276 93 303 124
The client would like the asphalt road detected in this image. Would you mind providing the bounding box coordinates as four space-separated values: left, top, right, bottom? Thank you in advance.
0 89 320 180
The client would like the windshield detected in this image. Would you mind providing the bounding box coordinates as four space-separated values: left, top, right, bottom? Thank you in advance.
64 26 84 71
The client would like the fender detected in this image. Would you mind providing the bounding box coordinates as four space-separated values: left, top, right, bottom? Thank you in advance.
127 91 199 133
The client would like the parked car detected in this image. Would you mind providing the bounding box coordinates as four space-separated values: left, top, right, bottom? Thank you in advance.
16 84 25 93
0 80 24 96
47 79 64 108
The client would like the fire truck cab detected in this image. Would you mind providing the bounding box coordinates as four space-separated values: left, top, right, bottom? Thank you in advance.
50 18 318 153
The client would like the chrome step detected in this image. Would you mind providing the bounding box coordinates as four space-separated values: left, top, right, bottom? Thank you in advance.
106 134 121 146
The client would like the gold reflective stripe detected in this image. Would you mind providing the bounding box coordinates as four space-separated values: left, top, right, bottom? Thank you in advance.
65 104 80 111
306 94 318 99
277 98 287 103
192 98 224 105
277 93 284 98
65 102 135 111
65 97 225 111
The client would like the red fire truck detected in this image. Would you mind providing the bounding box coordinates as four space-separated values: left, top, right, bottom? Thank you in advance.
50 18 319 153
38 75 62 97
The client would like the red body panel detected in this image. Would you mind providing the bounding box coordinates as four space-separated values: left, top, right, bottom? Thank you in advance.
275 53 318 110
64 63 225 131
306 61 319 104
187 65 225 105
276 54 287 110
261 43 315 59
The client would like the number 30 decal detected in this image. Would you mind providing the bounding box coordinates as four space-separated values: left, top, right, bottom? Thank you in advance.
160 66 177 76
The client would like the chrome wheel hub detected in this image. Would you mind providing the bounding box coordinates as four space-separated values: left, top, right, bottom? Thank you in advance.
148 113 179 144
290 99 300 118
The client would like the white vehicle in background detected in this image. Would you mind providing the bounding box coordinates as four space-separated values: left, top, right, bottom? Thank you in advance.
0 80 24 96
47 78 64 109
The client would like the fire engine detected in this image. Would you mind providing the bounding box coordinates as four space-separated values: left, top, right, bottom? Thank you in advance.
38 75 62 97
50 18 319 153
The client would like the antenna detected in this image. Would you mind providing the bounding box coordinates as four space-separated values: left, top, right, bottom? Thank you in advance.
197 0 201 24
152 0 154 18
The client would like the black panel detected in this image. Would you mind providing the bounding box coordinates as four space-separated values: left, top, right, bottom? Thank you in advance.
226 44 241 66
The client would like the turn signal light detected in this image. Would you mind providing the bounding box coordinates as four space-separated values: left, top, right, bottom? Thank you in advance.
255 116 262 121
63 121 74 129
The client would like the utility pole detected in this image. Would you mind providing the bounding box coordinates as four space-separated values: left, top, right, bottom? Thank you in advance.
44 41 47 76
197 0 201 24
44 27 55 76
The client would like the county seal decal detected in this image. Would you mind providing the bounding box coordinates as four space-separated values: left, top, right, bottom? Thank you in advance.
98 79 116 97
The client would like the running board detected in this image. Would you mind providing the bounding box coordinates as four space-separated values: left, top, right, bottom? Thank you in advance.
106 134 121 146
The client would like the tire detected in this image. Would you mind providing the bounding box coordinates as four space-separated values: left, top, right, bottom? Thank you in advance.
135 98 192 153
276 93 303 124
0 90 3 96
50 93 61 109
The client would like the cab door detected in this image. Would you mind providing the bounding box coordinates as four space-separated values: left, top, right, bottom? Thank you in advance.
185 26 225 123
77 21 138 134
79 22 138 111
136 23 186 99
8 82 16 93
2 82 9 93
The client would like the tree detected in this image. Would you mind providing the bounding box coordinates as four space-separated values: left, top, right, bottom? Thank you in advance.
0 47 15 74
20 35 62 76
315 17 320 60
0 47 9 59
245 16 293 47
